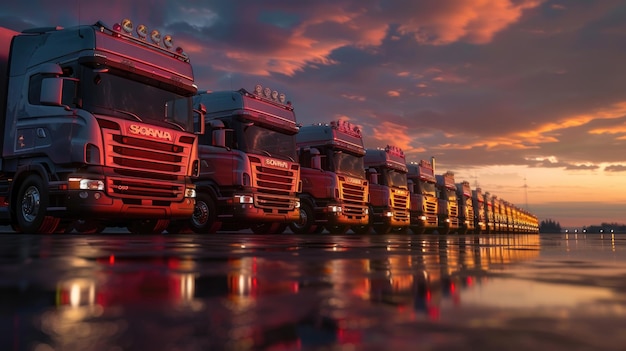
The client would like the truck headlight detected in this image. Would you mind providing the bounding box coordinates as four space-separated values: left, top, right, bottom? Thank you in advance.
185 187 196 198
384 210 393 217
327 205 342 213
234 195 253 204
69 178 104 191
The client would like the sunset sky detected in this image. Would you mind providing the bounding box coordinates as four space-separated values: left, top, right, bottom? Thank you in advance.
1 0 625 228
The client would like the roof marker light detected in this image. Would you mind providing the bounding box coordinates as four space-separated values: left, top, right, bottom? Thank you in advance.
136 24 148 39
279 93 286 103
263 87 271 99
121 19 133 34
254 84 263 95
150 29 161 45
163 35 173 48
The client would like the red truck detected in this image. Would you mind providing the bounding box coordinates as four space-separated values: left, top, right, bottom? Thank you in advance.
0 19 203 233
185 85 301 234
356 145 410 234
435 171 460 234
455 180 475 234
471 188 487 234
407 159 438 234
291 120 369 234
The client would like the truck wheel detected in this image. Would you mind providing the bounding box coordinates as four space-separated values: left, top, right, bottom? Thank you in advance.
128 219 169 234
191 193 221 234
16 174 59 234
289 202 316 234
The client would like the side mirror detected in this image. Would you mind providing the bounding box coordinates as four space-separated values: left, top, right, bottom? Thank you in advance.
40 77 64 106
310 148 322 170
212 129 226 148
194 103 206 135
367 168 378 184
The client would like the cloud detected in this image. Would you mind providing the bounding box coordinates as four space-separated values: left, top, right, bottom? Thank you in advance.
390 0 544 45
604 164 626 172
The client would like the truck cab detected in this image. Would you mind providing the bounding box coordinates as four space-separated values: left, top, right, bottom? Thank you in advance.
407 160 438 234
0 19 203 233
472 188 487 234
291 120 369 234
188 85 301 234
456 180 475 234
436 171 459 234
357 145 410 234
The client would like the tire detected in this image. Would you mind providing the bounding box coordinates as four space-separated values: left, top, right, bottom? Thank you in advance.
127 219 170 234
191 193 221 234
15 174 59 234
289 202 316 234
251 222 287 234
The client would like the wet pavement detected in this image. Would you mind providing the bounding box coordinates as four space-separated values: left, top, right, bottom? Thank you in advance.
1 231 626 351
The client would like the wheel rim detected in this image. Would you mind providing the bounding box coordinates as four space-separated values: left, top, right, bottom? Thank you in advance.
21 185 41 223
292 208 308 230
192 201 209 227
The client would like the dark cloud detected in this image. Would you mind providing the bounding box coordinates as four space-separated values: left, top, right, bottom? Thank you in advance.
604 164 626 172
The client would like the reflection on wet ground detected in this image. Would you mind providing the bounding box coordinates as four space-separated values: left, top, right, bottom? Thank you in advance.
1 233 626 350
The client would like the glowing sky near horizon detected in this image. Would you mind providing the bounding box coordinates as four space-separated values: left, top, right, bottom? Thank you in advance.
1 0 625 227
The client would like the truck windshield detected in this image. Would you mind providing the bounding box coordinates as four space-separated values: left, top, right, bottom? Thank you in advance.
332 151 365 178
240 124 297 161
384 169 407 188
81 69 194 131
446 189 457 201
420 180 436 196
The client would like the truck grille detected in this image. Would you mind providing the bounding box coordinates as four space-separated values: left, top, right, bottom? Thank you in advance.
253 163 298 210
424 198 438 225
449 203 460 227
391 190 410 222
340 180 367 218
103 130 191 200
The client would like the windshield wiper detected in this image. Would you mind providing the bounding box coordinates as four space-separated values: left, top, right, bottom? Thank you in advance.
162 119 185 131
113 108 142 122
92 105 143 122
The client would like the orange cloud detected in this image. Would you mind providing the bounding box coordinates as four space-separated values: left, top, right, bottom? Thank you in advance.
440 101 626 152
397 0 544 45
369 121 418 153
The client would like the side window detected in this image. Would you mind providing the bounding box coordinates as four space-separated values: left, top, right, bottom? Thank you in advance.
61 66 78 107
